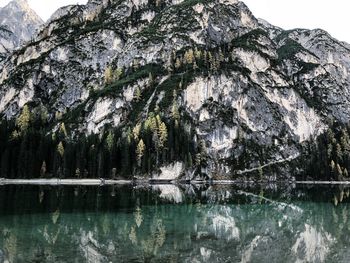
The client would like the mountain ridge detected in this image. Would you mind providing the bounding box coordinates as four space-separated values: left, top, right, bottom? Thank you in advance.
0 0 43 66
0 0 349 180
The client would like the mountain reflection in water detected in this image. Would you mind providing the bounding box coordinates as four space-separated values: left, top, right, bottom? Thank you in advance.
0 184 349 262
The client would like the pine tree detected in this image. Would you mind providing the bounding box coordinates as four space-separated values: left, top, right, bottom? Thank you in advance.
337 164 343 180
208 52 218 71
203 50 208 65
104 66 114 84
194 48 202 60
133 123 142 141
59 123 68 138
17 105 31 133
330 160 336 171
175 58 182 69
336 143 343 162
341 129 350 152
158 122 168 149
39 106 48 123
57 142 65 157
55 111 63 121
184 49 194 64
171 91 180 121
148 72 153 86
134 87 142 102
106 131 114 151
136 139 146 166
115 68 123 80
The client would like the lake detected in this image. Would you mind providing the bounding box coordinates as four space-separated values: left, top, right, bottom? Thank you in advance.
0 183 349 262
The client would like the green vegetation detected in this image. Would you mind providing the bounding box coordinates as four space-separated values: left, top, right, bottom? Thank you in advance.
277 38 309 61
232 29 271 60
305 121 350 181
0 106 198 179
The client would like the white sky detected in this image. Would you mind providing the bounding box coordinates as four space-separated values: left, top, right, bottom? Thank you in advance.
0 0 88 20
0 0 349 43
243 0 350 43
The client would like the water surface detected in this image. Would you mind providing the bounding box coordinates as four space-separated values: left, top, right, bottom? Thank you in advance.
0 184 349 262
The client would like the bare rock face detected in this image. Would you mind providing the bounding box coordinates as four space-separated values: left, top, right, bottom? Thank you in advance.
0 0 350 178
0 0 43 64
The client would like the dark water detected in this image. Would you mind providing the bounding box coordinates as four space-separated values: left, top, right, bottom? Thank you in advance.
0 183 350 262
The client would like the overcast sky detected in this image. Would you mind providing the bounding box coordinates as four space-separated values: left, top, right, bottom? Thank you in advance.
0 0 88 20
243 0 350 43
0 0 349 43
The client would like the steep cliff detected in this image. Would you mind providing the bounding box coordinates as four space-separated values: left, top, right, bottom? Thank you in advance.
0 0 349 180
0 0 43 65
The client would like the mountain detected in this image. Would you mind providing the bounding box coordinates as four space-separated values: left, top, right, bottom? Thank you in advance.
0 0 350 180
0 0 43 64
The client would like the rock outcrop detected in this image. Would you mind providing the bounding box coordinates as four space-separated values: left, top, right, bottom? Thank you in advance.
1 0 350 179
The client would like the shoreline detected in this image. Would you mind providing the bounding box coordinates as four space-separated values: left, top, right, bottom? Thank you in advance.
1 178 350 186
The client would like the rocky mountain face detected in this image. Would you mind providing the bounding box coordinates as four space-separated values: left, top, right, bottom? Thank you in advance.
0 0 43 64
0 0 350 180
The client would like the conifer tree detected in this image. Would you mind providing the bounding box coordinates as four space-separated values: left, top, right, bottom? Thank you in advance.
175 58 182 69
60 123 68 138
171 91 180 121
106 131 114 151
17 105 31 133
133 123 142 141
194 48 202 60
57 142 65 157
115 68 123 80
158 122 168 149
136 139 146 166
104 66 114 84
184 49 194 64
134 87 142 102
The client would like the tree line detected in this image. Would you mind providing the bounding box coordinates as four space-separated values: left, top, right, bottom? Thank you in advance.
0 105 199 179
305 121 350 181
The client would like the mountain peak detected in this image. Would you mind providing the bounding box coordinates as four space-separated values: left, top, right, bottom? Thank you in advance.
0 0 43 59
0 0 350 180
5 0 30 10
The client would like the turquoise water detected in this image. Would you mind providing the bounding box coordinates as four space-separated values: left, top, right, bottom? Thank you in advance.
0 184 349 262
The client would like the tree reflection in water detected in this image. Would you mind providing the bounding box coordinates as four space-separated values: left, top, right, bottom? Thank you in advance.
0 184 349 262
